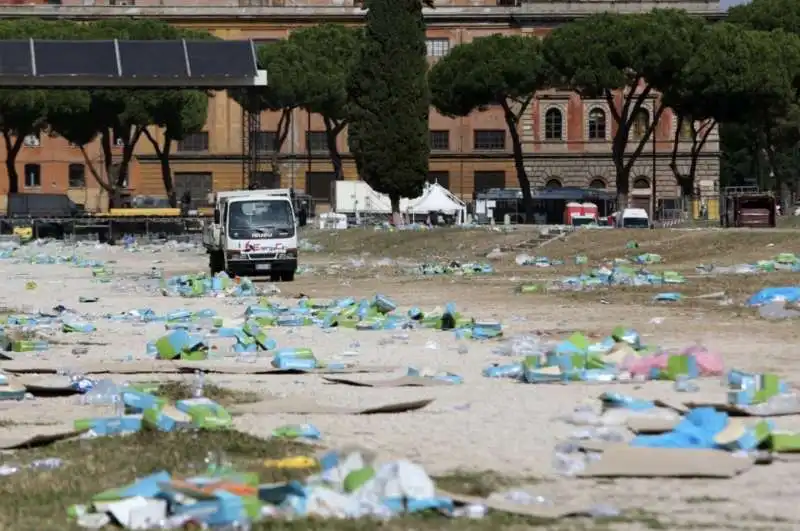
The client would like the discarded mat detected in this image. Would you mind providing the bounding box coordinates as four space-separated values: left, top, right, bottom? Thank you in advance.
21 376 85 397
322 375 454 388
230 396 434 415
0 427 88 450
626 416 681 435
577 445 754 478
438 489 599 519
0 361 395 376
684 400 800 417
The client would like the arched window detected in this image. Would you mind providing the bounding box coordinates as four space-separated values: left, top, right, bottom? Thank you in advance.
633 177 651 190
545 178 562 189
589 178 607 189
544 108 563 140
631 109 650 140
587 108 606 140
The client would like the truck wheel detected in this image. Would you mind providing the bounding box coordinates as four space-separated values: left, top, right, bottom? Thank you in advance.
280 271 295 282
209 251 224 275
269 273 281 282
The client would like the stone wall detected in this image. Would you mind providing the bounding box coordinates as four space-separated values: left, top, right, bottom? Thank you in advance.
523 153 719 200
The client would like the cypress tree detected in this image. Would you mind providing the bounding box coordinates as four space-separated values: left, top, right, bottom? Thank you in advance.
347 0 430 221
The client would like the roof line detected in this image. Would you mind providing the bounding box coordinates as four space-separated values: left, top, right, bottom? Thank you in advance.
0 5 726 23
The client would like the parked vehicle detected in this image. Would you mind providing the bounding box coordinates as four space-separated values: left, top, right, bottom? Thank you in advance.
721 188 776 228
202 189 300 281
610 208 650 228
564 201 599 226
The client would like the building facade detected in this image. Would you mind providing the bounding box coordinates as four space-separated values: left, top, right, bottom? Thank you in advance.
0 0 723 214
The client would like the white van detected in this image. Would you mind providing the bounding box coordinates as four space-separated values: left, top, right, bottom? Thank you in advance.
611 208 650 228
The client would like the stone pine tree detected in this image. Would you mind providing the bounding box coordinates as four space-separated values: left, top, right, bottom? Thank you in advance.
347 0 430 223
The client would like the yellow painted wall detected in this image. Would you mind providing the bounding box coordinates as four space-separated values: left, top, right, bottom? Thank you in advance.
137 156 519 202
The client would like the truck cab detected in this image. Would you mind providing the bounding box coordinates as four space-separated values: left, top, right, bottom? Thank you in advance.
611 208 650 228
202 190 299 281
565 201 599 226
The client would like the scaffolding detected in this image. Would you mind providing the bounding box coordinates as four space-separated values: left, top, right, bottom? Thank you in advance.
240 89 266 189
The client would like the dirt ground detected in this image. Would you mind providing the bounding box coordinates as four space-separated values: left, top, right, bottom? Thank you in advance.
2 227 800 530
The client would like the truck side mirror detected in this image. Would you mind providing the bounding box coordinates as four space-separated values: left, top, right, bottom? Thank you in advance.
213 210 220 224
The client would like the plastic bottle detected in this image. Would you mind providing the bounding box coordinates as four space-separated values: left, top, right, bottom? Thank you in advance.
552 443 588 476
674 374 699 392
193 370 205 398
80 379 120 406
482 364 523 379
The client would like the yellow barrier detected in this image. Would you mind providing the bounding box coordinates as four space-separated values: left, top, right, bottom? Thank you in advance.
95 208 182 217
13 226 32 241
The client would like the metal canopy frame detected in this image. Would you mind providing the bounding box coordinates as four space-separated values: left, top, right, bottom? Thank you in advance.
0 39 267 88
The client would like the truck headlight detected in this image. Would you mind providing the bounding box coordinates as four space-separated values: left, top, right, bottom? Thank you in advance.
286 248 298 258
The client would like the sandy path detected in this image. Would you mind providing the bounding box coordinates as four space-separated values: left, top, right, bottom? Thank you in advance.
1 240 799 529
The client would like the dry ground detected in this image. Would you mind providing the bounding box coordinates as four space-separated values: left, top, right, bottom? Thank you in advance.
1 228 800 530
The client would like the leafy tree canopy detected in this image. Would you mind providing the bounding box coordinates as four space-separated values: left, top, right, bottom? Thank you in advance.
0 19 94 193
542 10 706 203
232 40 302 114
429 34 546 221
347 0 430 211
727 0 800 34
289 24 362 121
542 10 705 98
429 34 545 117
664 23 798 125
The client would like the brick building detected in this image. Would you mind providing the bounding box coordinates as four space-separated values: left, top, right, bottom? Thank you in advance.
0 0 723 214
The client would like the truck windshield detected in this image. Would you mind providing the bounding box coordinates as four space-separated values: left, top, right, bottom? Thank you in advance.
622 217 649 228
227 200 295 239
572 217 596 227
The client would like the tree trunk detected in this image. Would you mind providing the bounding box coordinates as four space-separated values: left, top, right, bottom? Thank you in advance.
390 194 402 226
604 83 662 212
160 141 176 207
269 108 293 186
501 99 534 224
99 130 117 209
764 130 790 210
143 129 176 207
117 126 143 189
677 177 694 203
5 158 17 195
670 117 715 217
613 156 630 210
324 117 345 181
610 107 630 210
79 146 113 193
2 132 23 194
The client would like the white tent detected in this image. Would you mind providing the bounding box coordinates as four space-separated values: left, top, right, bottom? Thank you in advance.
407 183 468 224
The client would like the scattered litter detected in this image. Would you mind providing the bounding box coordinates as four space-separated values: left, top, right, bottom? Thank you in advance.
415 261 494 276
483 327 723 384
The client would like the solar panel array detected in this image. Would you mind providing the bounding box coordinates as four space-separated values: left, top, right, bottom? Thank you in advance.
0 39 258 79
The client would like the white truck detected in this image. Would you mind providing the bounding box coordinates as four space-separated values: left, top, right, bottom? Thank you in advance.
202 189 299 281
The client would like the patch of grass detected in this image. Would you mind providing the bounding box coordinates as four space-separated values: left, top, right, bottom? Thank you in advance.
610 510 669 529
156 381 261 407
302 227 536 261
0 430 649 531
0 419 56 428
433 469 544 497
685 496 731 504
0 431 311 531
